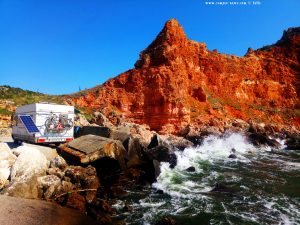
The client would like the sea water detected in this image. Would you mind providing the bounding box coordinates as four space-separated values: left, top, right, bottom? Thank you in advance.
113 133 300 225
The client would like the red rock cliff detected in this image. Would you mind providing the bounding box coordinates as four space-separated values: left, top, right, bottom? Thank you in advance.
68 19 300 134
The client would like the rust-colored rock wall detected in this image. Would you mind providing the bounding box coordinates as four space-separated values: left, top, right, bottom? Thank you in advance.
68 19 300 134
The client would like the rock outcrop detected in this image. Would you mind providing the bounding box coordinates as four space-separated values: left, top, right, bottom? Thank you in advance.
68 19 300 134
0 195 97 225
59 135 128 169
3 145 49 198
0 143 16 189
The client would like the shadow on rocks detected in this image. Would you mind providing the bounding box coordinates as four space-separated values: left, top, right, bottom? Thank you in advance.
155 217 177 225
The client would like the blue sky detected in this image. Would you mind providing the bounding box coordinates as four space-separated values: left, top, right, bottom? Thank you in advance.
0 0 299 95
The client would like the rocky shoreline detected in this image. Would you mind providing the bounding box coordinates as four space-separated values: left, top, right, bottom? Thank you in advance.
0 112 299 225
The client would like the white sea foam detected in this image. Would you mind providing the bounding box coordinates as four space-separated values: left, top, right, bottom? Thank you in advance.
280 213 294 225
181 133 254 163
111 200 125 211
139 200 166 208
264 201 275 210
276 138 287 148
153 133 255 197
282 161 300 170
144 133 300 225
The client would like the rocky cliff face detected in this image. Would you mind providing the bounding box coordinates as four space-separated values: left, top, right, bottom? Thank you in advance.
68 19 300 134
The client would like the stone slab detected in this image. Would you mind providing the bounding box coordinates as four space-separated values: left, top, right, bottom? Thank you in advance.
68 134 110 154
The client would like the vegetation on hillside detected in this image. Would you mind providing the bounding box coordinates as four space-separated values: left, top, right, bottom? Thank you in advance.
0 85 64 116
0 85 63 105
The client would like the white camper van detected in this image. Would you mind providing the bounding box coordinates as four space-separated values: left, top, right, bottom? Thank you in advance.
12 103 74 144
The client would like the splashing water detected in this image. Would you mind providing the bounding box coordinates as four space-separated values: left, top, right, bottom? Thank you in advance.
153 133 254 198
114 133 300 225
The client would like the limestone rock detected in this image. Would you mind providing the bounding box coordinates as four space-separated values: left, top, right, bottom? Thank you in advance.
47 167 65 179
3 146 49 198
38 175 61 190
0 143 16 189
50 155 68 170
37 175 61 199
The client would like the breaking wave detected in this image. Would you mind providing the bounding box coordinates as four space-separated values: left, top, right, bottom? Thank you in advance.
119 133 300 224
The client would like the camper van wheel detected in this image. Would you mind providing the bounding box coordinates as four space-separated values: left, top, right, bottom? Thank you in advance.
12 135 21 144
12 135 16 142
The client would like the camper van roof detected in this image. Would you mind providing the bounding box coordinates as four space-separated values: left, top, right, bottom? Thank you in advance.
38 102 59 104
15 103 74 114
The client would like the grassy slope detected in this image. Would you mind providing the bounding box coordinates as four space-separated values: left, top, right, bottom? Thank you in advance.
0 85 64 116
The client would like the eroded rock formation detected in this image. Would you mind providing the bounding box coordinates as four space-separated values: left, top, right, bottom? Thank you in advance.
68 19 300 134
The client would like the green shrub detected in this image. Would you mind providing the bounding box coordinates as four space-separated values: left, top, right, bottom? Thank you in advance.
0 85 63 106
0 108 13 115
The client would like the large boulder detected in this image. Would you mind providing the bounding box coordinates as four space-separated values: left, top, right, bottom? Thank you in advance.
123 137 144 168
3 145 49 198
122 137 157 184
145 134 193 178
146 133 192 167
13 143 58 161
0 143 16 189
37 175 62 199
145 135 178 179
160 134 193 150
146 146 177 169
110 122 153 147
110 126 131 143
0 195 97 225
59 135 128 170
